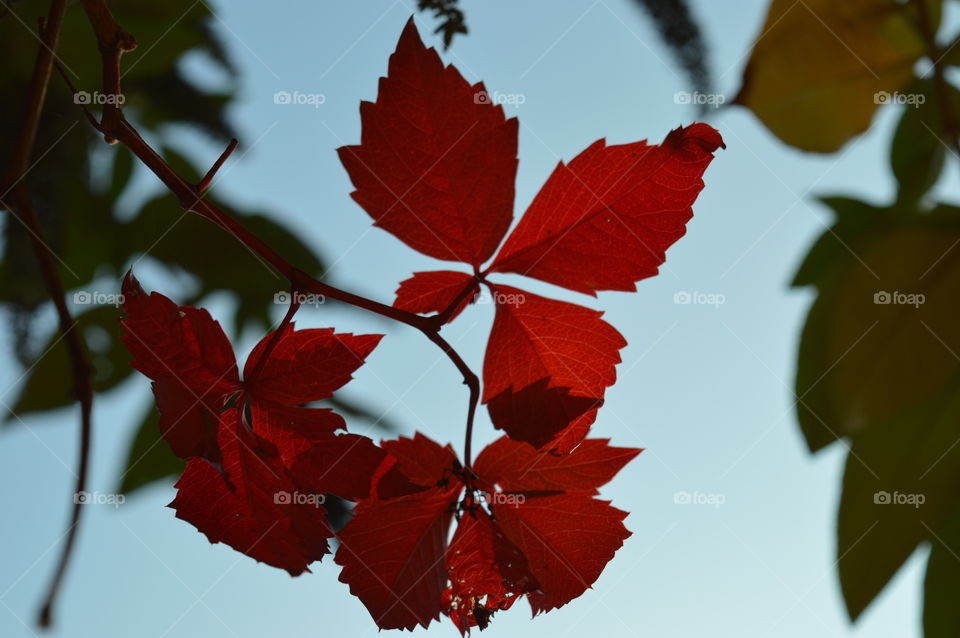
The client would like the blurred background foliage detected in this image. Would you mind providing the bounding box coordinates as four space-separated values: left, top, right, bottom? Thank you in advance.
732 0 960 635
5 0 960 635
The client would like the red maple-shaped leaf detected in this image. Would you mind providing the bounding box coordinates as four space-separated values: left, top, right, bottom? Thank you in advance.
243 324 381 405
121 274 240 463
335 434 460 629
482 284 626 451
472 435 642 492
341 20 722 451
338 18 518 266
336 432 638 633
393 270 479 322
170 409 331 576
121 273 389 575
443 506 533 633
490 124 724 295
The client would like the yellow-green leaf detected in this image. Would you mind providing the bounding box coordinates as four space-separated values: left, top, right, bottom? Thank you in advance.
736 0 931 152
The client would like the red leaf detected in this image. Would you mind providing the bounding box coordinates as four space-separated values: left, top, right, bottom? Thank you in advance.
490 124 724 295
290 432 398 501
244 324 381 404
339 433 637 632
335 487 460 630
492 493 630 613
474 436 641 493
248 401 344 467
443 507 535 635
482 285 626 449
485 381 601 453
338 19 518 266
393 270 479 322
122 273 240 463
121 273 239 398
169 409 331 576
150 377 224 463
123 275 391 574
381 431 460 488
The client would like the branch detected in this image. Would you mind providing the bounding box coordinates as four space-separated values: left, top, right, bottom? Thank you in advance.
0 0 95 629
76 0 482 463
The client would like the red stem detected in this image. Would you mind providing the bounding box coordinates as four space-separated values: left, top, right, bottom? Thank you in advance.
246 294 300 386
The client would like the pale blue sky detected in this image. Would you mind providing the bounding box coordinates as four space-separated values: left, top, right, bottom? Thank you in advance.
2 1 950 636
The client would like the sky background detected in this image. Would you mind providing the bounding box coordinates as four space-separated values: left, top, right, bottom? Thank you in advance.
2 0 953 636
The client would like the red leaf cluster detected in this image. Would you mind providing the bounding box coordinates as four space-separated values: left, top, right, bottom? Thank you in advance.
340 19 723 453
121 273 389 575
335 432 641 633
117 15 722 634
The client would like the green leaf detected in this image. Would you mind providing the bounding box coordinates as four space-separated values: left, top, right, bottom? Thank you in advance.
890 79 947 205
924 502 960 637
107 148 135 201
838 374 960 620
117 403 185 495
735 0 933 152
791 197 890 288
795 211 960 451
793 206 960 619
8 305 133 419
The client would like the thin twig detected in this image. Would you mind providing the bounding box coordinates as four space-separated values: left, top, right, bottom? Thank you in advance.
198 138 238 192
0 0 95 629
